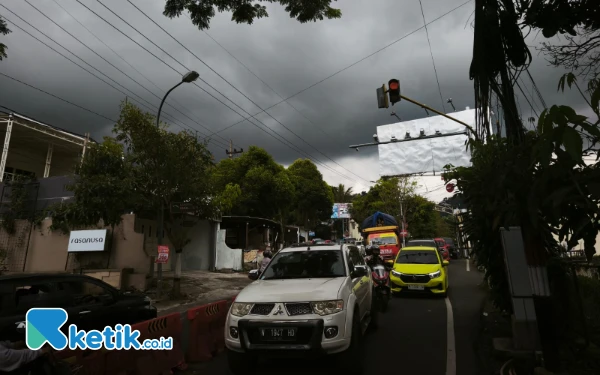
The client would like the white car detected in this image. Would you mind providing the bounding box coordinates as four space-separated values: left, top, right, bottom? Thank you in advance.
225 243 375 374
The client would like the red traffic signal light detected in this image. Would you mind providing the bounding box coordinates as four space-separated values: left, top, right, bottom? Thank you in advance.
446 183 455 193
388 79 401 105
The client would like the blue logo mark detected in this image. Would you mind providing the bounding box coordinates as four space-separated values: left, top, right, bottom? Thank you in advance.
25 308 173 351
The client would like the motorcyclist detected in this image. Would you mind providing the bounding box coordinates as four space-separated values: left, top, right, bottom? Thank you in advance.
364 245 385 267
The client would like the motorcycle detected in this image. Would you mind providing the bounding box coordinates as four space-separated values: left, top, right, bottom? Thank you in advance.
365 245 391 313
370 263 391 312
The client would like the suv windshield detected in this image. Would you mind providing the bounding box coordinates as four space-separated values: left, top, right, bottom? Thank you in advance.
261 250 346 280
370 237 397 245
396 251 439 264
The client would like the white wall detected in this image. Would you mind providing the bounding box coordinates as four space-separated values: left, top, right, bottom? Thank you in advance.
181 220 214 271
215 229 243 271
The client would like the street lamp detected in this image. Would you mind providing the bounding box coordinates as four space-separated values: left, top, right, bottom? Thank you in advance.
155 71 199 282
156 71 200 128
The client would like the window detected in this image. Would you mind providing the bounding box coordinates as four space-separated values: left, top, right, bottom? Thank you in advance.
261 250 346 280
407 240 436 247
349 247 364 266
396 251 440 265
57 280 113 305
14 282 55 310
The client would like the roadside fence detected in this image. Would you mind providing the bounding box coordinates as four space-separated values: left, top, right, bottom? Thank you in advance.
52 295 236 374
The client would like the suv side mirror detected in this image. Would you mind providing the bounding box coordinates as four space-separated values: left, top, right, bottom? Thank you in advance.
443 260 449 267
352 265 367 278
248 269 259 280
15 321 25 335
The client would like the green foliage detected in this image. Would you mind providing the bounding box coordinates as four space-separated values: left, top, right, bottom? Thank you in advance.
1 175 35 234
212 146 294 219
350 177 442 238
45 137 135 233
0 15 10 60
163 0 341 30
331 184 353 203
287 159 333 228
444 77 600 312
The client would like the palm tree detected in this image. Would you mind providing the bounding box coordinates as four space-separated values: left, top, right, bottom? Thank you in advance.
331 184 354 203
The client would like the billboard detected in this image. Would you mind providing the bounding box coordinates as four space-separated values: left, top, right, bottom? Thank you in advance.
332 203 352 219
377 108 476 176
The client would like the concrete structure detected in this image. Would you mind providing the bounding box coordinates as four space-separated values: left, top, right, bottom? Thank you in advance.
0 214 218 290
0 112 93 183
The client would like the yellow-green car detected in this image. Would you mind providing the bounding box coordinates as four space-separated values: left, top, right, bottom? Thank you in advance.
390 246 449 297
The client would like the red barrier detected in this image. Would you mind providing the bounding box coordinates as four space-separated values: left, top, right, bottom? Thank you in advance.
53 348 106 375
104 313 185 375
186 300 228 362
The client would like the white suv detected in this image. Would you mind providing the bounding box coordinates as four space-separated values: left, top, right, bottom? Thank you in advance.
225 244 374 374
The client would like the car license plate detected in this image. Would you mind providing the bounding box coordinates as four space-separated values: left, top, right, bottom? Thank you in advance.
380 249 392 254
260 327 297 341
407 285 424 290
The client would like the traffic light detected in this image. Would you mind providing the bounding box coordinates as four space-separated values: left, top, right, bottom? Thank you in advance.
376 84 389 109
388 79 401 105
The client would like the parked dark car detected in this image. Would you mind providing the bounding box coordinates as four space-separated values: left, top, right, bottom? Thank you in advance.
443 237 459 259
0 273 156 341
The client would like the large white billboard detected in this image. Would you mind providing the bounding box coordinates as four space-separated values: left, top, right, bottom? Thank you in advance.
377 108 475 176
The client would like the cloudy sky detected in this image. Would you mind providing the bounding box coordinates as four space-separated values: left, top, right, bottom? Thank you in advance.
0 0 593 203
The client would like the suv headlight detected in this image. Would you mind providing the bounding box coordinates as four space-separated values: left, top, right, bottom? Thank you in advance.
311 300 344 316
392 270 403 277
231 302 254 317
429 270 442 279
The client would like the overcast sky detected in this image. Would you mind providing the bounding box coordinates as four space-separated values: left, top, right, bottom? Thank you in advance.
0 0 593 203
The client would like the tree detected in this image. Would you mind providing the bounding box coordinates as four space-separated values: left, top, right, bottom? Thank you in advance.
518 0 599 78
331 184 353 203
287 159 333 230
47 137 135 234
0 15 11 60
212 146 294 220
112 102 223 297
163 0 341 30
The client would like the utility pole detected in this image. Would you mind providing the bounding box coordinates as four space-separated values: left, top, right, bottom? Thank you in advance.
226 140 243 159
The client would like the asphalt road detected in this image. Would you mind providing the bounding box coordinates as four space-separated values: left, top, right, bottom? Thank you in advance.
186 259 485 375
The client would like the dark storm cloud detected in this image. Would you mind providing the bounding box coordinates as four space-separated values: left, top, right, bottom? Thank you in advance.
0 0 592 192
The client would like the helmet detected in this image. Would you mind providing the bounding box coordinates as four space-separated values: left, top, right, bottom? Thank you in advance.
365 246 373 256
370 245 381 256
263 250 273 258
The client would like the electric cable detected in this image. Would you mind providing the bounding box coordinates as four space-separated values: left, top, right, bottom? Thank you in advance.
418 0 446 112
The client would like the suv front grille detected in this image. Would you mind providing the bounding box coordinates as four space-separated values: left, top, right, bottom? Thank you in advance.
285 303 312 316
400 274 430 283
250 303 275 315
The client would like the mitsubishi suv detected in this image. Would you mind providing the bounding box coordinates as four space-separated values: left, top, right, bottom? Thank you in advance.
224 243 374 374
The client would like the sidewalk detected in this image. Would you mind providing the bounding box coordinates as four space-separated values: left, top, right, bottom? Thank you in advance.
145 270 252 316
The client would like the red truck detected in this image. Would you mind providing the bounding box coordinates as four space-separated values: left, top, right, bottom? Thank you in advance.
361 212 402 265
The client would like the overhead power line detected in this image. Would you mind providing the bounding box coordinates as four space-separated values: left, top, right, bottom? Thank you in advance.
80 0 359 184
0 72 116 122
18 0 230 150
126 0 369 183
205 0 473 138
418 0 446 113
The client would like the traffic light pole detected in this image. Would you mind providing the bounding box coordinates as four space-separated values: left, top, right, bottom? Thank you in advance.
399 94 475 134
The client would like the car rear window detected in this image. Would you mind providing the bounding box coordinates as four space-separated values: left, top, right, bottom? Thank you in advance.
407 240 436 247
261 250 346 280
444 238 455 246
396 250 440 264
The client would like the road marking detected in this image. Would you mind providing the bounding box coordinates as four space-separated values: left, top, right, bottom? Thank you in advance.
445 297 456 375
466 258 470 272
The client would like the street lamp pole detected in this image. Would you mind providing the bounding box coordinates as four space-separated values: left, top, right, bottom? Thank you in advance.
155 71 199 284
